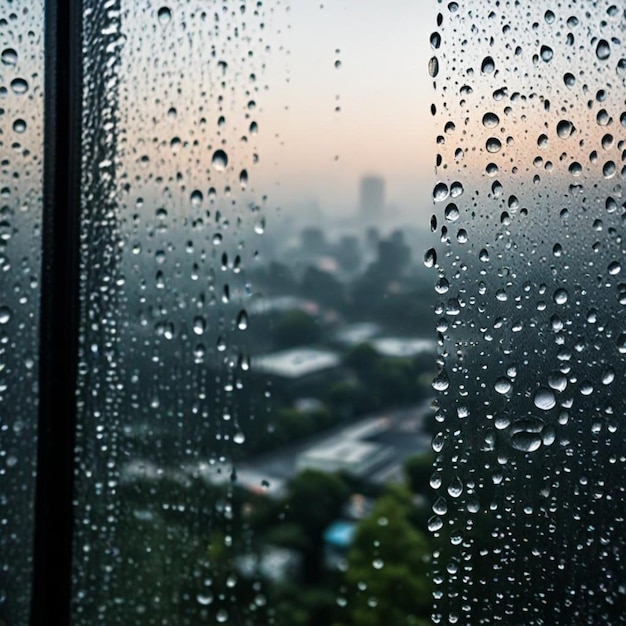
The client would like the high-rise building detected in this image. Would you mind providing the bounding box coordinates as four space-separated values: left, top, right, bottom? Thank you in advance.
358 175 385 222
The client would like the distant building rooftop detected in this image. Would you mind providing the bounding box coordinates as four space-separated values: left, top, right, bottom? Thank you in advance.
297 439 393 478
333 322 381 346
248 295 319 316
253 348 341 379
371 337 437 358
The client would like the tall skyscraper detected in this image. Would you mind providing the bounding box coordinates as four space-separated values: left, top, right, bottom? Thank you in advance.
358 175 385 222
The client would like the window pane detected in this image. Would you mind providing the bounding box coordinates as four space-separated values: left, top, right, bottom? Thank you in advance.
0 2 44 623
72 1 439 624
430 2 626 623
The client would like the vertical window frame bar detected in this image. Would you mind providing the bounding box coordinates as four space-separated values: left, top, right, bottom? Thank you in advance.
31 0 83 623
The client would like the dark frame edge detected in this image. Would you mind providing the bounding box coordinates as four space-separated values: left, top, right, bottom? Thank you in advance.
31 0 83 623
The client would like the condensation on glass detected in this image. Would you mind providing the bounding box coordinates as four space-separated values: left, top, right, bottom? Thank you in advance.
72 2 271 623
0 2 44 623
429 2 625 624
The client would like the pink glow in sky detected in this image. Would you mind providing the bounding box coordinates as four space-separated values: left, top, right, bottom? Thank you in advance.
254 1 439 215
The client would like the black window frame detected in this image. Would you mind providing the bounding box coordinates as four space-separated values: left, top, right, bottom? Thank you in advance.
31 1 83 623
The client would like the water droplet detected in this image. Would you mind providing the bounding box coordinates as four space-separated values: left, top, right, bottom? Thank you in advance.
432 370 450 392
601 133 614 150
553 288 568 304
157 6 171 24
433 182 449 201
254 218 265 234
193 316 206 335
445 204 459 221
481 56 495 73
197 593 212 606
556 120 574 138
0 306 12 324
428 516 444 532
602 368 615 385
563 72 576 87
596 39 610 60
597 109 610 125
448 476 463 498
12 119 26 134
429 56 439 77
608 261 621 275
234 431 245 444
10 78 28 95
494 377 512 395
212 149 228 171
482 112 500 128
433 497 448 516
424 248 437 268
603 161 616 178
533 387 556 411
548 372 567 392
236 310 248 330
511 432 542 453
190 189 203 206
568 161 582 176
540 45 554 62
1 48 17 66
450 181 464 197
485 136 501 153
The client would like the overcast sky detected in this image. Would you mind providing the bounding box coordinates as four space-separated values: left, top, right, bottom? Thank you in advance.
254 1 439 216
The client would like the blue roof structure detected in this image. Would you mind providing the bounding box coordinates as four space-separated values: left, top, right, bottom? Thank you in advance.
323 520 357 550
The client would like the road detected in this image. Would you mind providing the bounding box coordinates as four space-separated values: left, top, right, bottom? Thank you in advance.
239 399 434 490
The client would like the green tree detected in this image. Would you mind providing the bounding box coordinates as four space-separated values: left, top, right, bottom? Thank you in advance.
284 470 350 583
273 310 320 349
339 485 432 626
344 343 380 382
404 452 435 496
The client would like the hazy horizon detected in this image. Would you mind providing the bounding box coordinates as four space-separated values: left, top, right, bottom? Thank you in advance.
119 2 439 222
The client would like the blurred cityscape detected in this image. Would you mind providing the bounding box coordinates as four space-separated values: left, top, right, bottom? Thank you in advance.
106 175 439 625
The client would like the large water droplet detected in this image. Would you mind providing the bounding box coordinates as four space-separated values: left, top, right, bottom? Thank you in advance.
432 370 450 392
236 310 248 330
540 45 554 62
193 316 206 335
481 56 495 73
0 306 12 324
157 6 172 24
433 497 448 515
448 476 463 498
12 119 27 134
511 432 542 453
10 78 28 94
424 248 437 268
533 387 556 411
1 48 17 66
556 120 574 138
429 56 439 77
482 112 500 128
212 149 228 171
486 137 501 153
494 377 512 394
596 39 610 60
433 182 449 202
